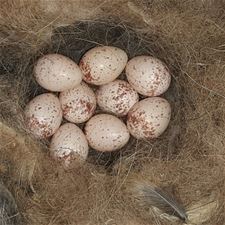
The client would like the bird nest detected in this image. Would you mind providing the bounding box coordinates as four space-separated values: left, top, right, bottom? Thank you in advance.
0 1 224 225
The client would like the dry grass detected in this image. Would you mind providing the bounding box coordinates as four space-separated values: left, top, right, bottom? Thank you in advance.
0 0 224 224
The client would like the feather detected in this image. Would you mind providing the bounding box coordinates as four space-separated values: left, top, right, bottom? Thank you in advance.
134 182 188 222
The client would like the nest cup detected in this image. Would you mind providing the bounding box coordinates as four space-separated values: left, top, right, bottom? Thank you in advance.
41 21 183 168
0 2 224 225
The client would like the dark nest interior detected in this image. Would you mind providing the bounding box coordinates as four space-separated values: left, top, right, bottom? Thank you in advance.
0 1 224 225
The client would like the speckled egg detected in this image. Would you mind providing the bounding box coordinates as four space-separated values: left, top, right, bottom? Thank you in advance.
79 46 128 85
34 54 83 92
24 93 62 138
96 80 139 116
59 82 96 123
50 123 89 167
125 56 171 96
127 97 171 139
84 114 130 152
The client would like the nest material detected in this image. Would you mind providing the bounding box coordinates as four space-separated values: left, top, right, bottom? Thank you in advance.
0 0 224 225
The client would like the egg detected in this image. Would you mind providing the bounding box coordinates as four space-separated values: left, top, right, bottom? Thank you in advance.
24 93 62 138
127 97 171 139
79 46 128 85
59 82 96 123
50 123 89 167
84 114 130 152
34 54 83 92
96 80 139 116
125 56 171 96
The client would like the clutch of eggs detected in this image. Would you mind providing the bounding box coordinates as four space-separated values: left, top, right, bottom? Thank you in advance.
24 45 172 166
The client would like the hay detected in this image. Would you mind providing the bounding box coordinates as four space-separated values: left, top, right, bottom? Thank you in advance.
0 0 224 224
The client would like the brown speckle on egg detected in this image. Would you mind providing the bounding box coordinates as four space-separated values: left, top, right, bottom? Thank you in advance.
79 59 93 82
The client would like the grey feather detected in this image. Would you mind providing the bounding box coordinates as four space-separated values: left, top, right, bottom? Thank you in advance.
135 183 188 222
0 182 20 225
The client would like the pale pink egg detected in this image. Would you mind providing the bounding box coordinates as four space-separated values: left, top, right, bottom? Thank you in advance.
126 56 171 96
50 123 89 167
59 82 96 123
84 114 130 152
127 97 171 139
96 80 139 116
24 93 62 138
34 54 82 91
79 46 128 85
